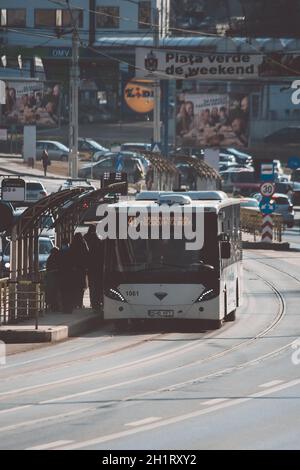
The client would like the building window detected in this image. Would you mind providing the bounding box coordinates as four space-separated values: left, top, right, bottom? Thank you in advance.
62 9 83 28
96 6 119 28
138 1 151 29
35 9 56 27
1 9 26 27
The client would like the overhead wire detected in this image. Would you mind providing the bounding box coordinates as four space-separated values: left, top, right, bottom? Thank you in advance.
2 1 300 77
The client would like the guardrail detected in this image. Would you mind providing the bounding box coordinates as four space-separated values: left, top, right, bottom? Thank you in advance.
0 277 9 325
0 276 45 326
241 208 284 242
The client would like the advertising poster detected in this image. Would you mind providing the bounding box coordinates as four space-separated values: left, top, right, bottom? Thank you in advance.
2 81 61 128
176 92 249 148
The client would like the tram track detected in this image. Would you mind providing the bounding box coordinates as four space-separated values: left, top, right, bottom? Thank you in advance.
0 255 290 404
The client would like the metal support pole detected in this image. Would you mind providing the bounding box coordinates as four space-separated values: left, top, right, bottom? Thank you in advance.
69 24 79 178
153 7 161 145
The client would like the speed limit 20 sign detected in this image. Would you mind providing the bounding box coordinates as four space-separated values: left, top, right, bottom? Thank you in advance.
260 182 275 197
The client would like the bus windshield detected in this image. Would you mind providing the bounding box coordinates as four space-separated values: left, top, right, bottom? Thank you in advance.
106 212 219 276
107 238 218 273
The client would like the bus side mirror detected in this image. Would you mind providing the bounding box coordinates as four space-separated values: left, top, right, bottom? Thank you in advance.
221 241 231 259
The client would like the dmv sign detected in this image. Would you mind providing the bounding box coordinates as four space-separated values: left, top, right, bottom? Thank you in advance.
136 48 263 80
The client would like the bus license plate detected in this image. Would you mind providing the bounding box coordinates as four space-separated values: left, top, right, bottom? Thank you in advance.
148 310 174 318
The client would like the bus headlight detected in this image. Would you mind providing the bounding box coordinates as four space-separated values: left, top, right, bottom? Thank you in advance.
105 288 127 302
196 288 216 302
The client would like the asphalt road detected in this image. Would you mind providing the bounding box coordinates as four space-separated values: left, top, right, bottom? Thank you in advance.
0 248 300 450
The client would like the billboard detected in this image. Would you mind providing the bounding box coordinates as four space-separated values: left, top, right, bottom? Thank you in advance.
136 48 262 80
169 0 300 38
2 80 61 128
176 93 249 148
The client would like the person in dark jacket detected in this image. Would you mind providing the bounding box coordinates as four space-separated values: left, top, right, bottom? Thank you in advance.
70 232 89 309
45 247 60 311
84 225 104 311
57 239 74 313
41 149 50 176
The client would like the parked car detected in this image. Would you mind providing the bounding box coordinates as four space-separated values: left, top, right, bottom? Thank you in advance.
58 178 96 191
239 197 260 212
79 153 145 182
36 140 69 162
92 151 151 174
0 236 54 276
78 138 109 161
253 192 295 227
221 148 253 165
25 181 48 203
120 143 151 153
220 168 259 195
79 105 116 124
264 127 300 145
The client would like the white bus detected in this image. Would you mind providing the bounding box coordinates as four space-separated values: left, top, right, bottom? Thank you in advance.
102 191 242 329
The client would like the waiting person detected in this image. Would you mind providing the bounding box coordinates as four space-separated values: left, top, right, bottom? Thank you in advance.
84 225 104 311
45 247 60 312
145 164 154 190
69 233 89 309
41 148 50 176
58 239 73 313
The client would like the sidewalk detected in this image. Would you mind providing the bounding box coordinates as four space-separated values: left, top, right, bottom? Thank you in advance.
0 309 103 343
0 155 66 180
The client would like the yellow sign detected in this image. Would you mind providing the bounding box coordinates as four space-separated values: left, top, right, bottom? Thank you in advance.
124 79 154 113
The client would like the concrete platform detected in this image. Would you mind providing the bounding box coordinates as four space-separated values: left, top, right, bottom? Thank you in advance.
242 240 290 250
0 308 102 343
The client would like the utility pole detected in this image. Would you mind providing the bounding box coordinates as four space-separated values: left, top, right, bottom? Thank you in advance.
153 7 161 146
68 22 79 178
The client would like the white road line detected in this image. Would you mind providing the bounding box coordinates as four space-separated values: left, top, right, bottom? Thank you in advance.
202 398 229 406
58 377 300 450
0 405 31 415
259 380 283 388
0 336 212 399
26 440 73 450
0 407 92 434
125 417 161 427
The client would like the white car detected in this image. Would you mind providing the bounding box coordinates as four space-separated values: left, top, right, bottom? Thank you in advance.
25 181 48 203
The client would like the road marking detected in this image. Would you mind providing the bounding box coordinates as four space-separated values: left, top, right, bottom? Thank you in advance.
58 377 300 450
0 405 31 415
0 335 214 399
202 398 229 406
0 407 92 434
26 440 73 450
125 417 161 427
259 380 283 388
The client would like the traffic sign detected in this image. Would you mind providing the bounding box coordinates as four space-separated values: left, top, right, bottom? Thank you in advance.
260 162 275 182
287 156 300 169
260 182 275 198
259 197 276 215
151 142 162 153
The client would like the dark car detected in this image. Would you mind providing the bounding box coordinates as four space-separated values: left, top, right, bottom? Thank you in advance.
78 138 109 161
79 153 145 182
264 127 300 145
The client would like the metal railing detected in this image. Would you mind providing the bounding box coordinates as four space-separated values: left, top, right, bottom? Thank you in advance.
0 277 9 325
0 276 45 326
241 208 283 242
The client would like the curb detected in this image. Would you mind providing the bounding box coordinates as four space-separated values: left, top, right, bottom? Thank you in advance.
242 241 290 250
0 311 103 344
0 166 66 180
